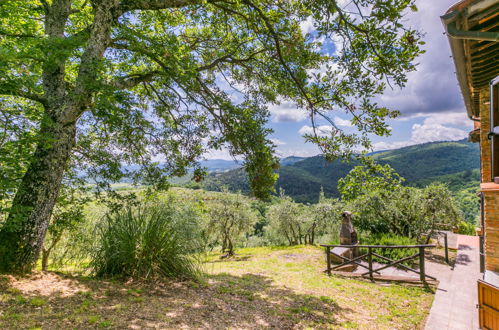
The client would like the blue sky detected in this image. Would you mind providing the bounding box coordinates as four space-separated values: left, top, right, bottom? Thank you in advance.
206 0 473 160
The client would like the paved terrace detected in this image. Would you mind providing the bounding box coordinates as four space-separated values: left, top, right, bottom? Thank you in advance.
425 235 481 330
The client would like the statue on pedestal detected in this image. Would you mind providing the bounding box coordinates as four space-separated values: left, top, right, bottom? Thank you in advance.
330 211 359 270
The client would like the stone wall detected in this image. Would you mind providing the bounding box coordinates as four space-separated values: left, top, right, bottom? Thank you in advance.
483 191 499 272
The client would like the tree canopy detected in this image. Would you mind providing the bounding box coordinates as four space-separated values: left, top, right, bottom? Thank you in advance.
0 0 422 273
338 158 405 201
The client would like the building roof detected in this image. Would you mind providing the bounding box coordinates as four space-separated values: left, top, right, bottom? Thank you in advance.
441 0 499 118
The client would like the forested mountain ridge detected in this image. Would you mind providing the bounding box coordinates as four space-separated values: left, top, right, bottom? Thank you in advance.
201 139 480 203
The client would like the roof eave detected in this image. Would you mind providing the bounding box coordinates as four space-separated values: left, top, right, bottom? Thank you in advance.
441 11 477 118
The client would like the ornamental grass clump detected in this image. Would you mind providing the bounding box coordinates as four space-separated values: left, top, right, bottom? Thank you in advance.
91 203 202 280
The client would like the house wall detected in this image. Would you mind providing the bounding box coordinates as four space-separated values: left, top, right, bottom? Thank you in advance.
480 86 499 272
481 87 492 182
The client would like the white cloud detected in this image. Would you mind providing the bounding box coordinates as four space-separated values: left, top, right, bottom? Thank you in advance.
204 148 235 161
298 125 333 137
421 112 473 128
372 116 469 151
411 122 468 144
270 138 286 146
378 0 465 116
334 116 353 127
372 140 414 151
269 101 308 123
300 16 315 36
275 147 320 158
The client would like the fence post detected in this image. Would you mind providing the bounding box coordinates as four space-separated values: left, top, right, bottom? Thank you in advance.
444 233 449 264
326 246 331 275
419 247 426 283
368 247 373 281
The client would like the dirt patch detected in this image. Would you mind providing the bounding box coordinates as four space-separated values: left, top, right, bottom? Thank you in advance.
0 272 345 329
3 272 89 297
279 253 310 260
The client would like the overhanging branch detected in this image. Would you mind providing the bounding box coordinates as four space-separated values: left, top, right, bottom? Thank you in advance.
119 0 204 13
108 71 160 89
0 86 47 106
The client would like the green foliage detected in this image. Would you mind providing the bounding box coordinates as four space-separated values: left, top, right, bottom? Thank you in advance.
0 0 423 201
266 196 306 245
454 187 480 224
360 234 418 265
266 191 342 245
205 189 258 256
350 184 462 241
0 0 424 272
41 183 89 270
457 221 476 236
90 201 202 280
338 158 404 201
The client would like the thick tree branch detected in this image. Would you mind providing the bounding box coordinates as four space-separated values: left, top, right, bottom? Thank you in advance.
108 71 160 89
110 42 172 72
42 0 72 112
0 86 47 106
196 50 264 72
64 0 120 123
0 31 40 38
119 0 203 13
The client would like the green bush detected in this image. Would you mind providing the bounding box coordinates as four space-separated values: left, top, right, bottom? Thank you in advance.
350 184 462 241
91 202 202 280
360 234 418 265
457 221 476 236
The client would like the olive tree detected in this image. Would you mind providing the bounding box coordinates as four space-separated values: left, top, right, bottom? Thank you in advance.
206 192 257 256
267 196 306 245
0 0 422 272
267 191 342 245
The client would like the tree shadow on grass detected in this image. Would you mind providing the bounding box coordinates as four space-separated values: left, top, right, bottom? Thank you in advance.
208 254 252 263
0 271 352 329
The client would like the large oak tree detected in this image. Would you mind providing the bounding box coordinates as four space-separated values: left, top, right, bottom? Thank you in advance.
0 0 422 273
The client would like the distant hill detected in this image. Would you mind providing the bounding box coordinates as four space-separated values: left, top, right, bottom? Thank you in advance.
279 156 307 166
200 139 480 203
199 159 241 172
197 156 305 173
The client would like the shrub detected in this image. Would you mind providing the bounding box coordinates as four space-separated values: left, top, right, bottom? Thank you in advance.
349 184 462 242
90 201 202 280
360 234 418 265
457 221 476 236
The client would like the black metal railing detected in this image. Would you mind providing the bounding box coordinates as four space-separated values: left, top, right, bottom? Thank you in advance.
320 244 437 283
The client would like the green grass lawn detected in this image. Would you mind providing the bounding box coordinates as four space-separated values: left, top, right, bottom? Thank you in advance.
0 245 433 329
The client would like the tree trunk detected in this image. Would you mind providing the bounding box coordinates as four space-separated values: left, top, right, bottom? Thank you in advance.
0 120 76 273
41 249 50 272
41 231 63 272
